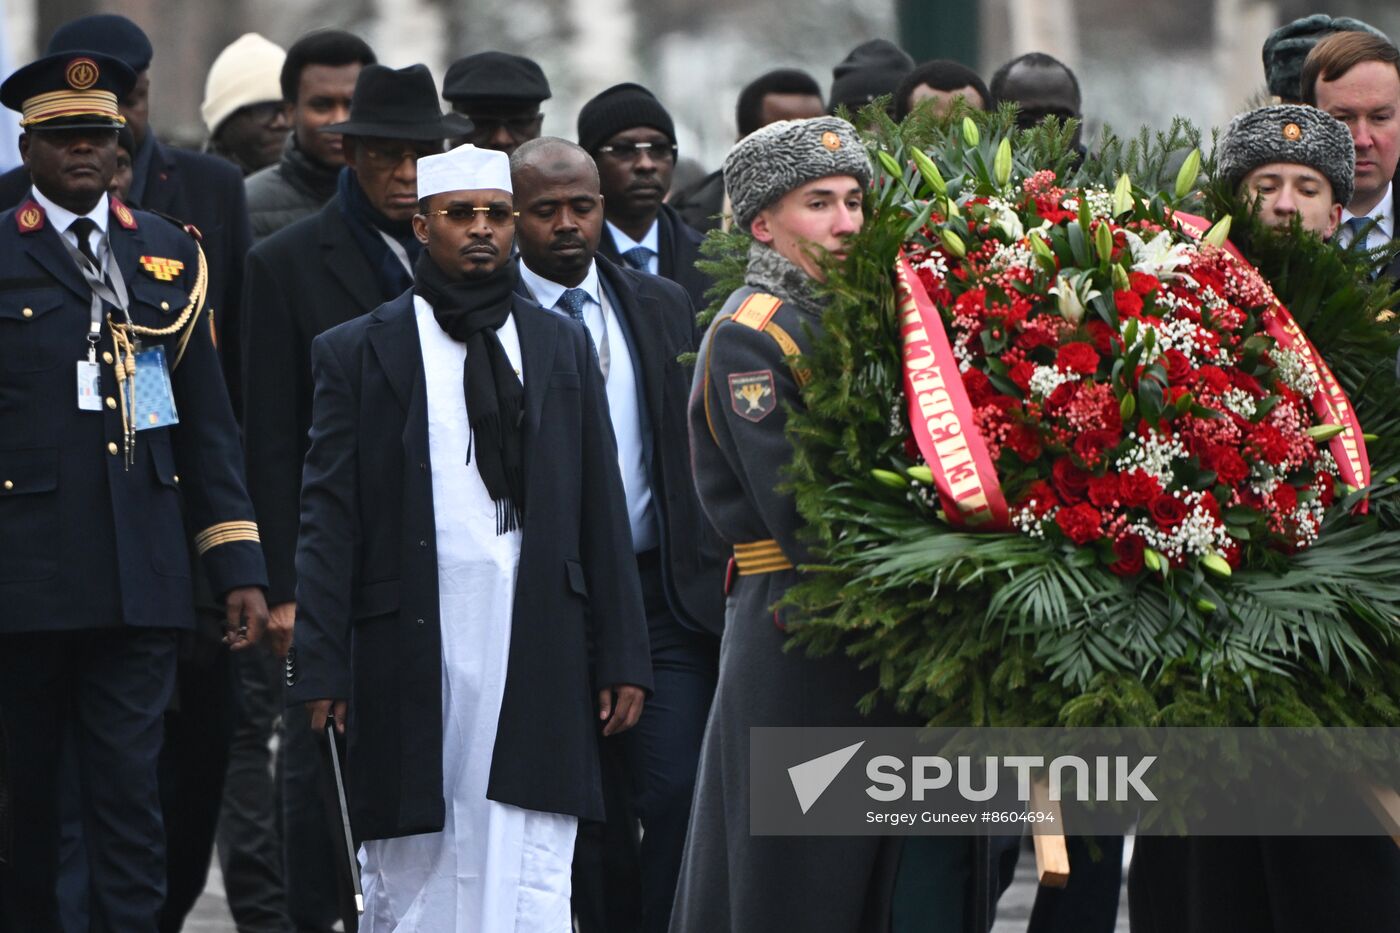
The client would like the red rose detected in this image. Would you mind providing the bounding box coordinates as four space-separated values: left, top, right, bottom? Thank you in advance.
1272 484 1299 513
1045 381 1077 412
1129 271 1159 297
1108 533 1146 576
1120 468 1162 507
962 369 994 405
1085 319 1119 355
1005 422 1042 462
1073 429 1121 467
1056 342 1100 375
1149 493 1188 529
1210 447 1248 486
1163 349 1192 385
1114 289 1144 319
1055 503 1104 545
1009 360 1037 391
1052 458 1091 502
1087 473 1121 507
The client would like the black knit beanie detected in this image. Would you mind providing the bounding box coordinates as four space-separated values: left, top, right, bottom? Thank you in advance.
577 82 676 153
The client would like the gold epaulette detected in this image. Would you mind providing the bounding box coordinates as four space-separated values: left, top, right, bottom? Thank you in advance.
194 520 261 555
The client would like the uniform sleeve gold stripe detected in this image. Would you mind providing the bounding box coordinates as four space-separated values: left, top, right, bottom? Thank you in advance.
194 521 260 552
195 531 262 556
763 322 812 388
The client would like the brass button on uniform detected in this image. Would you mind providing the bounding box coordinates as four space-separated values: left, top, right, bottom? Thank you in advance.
105 396 116 409
21 307 33 318
3 480 13 490
102 351 114 365
159 301 170 311
107 442 118 455
172 474 180 484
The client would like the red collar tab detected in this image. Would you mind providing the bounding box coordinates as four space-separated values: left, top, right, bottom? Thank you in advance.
15 199 45 234
110 197 137 230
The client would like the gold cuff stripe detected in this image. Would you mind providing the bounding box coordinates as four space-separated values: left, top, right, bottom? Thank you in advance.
733 539 794 575
21 89 123 126
195 521 261 554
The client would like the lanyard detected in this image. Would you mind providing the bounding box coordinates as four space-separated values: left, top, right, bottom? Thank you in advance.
59 229 132 357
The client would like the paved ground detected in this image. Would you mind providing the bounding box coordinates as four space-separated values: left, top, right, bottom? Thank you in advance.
183 837 1134 932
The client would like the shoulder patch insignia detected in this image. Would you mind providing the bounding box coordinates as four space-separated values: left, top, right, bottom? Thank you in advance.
16 200 44 233
140 256 185 281
111 198 137 230
729 369 776 422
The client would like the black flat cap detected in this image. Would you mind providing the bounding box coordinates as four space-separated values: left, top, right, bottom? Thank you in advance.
443 51 551 105
48 14 154 73
321 63 473 140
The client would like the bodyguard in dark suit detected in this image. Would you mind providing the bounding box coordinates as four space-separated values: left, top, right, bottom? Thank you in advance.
0 14 254 416
577 84 713 311
286 145 651 926
0 52 268 932
240 63 469 932
512 137 724 933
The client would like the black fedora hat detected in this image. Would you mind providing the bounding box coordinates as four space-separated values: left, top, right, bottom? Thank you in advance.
321 63 473 140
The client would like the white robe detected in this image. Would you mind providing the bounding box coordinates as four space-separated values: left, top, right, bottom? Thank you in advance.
358 296 577 933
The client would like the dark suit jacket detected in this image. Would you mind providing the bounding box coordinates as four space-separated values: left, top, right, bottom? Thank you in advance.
240 196 386 606
0 139 253 414
0 197 265 633
1382 185 1400 284
525 257 725 635
598 202 713 313
285 290 653 839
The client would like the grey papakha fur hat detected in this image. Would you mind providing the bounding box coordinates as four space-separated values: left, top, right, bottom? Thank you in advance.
723 116 872 231
1216 104 1355 208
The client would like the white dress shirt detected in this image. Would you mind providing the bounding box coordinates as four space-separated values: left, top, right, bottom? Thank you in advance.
32 187 110 272
1339 180 1394 253
519 260 658 553
605 218 660 275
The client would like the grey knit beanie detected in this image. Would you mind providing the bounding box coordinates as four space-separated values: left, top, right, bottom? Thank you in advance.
1216 104 1355 207
724 116 872 231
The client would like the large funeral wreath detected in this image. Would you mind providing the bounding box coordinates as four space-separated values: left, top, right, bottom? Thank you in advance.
699 107 1400 729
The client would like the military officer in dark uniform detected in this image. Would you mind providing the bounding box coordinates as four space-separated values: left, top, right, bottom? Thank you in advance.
0 52 268 932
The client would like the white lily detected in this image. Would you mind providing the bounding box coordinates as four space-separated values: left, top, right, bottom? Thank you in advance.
990 201 1024 240
1123 229 1195 279
1048 272 1100 325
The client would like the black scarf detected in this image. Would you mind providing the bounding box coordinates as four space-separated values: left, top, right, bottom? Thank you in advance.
413 252 525 534
338 167 422 299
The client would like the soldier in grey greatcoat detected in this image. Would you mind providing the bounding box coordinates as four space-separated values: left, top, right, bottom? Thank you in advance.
672 116 916 933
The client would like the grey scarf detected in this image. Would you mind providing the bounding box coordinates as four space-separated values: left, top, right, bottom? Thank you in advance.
744 242 826 315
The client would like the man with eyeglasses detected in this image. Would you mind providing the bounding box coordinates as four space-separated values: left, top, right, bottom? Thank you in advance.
578 83 712 312
239 63 470 933
288 142 651 932
442 50 550 156
200 33 290 176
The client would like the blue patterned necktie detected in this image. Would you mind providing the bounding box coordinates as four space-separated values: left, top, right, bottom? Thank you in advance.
1344 216 1371 249
622 246 655 272
556 287 589 322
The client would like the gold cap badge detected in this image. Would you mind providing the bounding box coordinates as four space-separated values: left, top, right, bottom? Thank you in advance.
821 130 842 151
1282 122 1302 141
65 57 99 91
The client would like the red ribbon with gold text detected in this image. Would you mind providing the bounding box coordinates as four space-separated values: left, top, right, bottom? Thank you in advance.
1174 212 1371 507
896 252 1011 529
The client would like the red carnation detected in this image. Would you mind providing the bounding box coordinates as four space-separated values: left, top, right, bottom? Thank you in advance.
1248 423 1290 462
1009 360 1037 391
1056 342 1100 375
1005 422 1042 462
1114 290 1144 319
1210 447 1248 486
1073 429 1120 467
1018 480 1059 514
1318 472 1336 507
1230 370 1264 395
1085 319 1119 355
1163 349 1192 385
1087 473 1121 507
1045 381 1077 412
1052 458 1091 502
1196 365 1230 394
1272 484 1299 514
1149 493 1189 529
1198 490 1222 519
1055 503 1104 545
962 369 994 405
1108 533 1146 576
1129 271 1159 297
1120 469 1162 507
